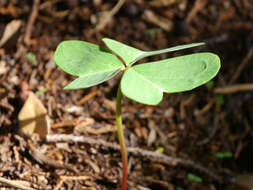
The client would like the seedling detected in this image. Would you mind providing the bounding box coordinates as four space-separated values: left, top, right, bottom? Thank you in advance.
35 88 49 96
187 173 203 183
156 146 165 153
25 52 36 62
54 38 220 190
215 152 233 159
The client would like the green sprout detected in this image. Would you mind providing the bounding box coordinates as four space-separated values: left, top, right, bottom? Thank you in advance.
53 38 220 190
35 88 49 96
187 173 203 183
156 146 165 153
25 52 36 62
215 152 233 159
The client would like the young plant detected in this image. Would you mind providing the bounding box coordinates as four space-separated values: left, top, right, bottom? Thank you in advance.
54 38 220 190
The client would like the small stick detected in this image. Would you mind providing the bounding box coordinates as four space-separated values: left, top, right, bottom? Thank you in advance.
46 134 222 182
229 47 253 84
24 0 40 45
197 116 220 146
14 135 78 173
27 140 78 173
0 177 36 190
214 83 253 94
142 10 173 32
78 90 98 105
186 0 207 23
53 176 91 190
194 100 215 116
94 0 125 32
39 0 60 10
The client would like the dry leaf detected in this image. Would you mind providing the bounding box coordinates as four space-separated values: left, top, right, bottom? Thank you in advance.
18 92 49 139
0 19 22 48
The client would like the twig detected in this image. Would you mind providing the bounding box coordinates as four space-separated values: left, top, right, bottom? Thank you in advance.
27 140 78 173
197 116 220 146
214 83 253 94
0 98 14 112
186 0 207 23
194 100 215 116
46 134 222 182
94 0 125 32
53 176 91 190
142 10 173 32
39 0 60 10
24 0 40 45
14 135 78 173
229 47 253 84
0 177 36 190
180 94 195 120
78 90 98 105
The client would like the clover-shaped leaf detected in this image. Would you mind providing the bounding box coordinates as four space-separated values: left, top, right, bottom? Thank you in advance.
121 53 220 105
54 40 124 89
54 38 220 104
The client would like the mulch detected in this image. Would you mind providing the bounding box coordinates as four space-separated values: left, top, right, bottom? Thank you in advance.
0 0 253 189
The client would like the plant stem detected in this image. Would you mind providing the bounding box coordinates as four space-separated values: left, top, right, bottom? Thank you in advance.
116 84 128 190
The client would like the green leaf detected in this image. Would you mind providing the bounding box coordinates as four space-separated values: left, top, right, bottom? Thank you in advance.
215 152 233 159
156 147 164 153
64 68 121 90
25 52 36 62
120 67 163 105
54 40 124 89
121 53 220 105
102 38 144 66
54 40 123 76
35 88 49 95
139 42 205 62
187 173 203 183
103 38 204 66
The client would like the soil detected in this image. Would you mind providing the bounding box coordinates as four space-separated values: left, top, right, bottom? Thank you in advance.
0 0 253 190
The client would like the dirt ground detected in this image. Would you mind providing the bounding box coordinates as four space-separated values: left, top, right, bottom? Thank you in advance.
0 0 253 189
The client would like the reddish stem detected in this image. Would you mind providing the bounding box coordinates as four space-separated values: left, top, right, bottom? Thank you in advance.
116 84 128 190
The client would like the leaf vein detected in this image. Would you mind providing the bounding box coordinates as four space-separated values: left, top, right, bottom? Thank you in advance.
132 68 164 92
